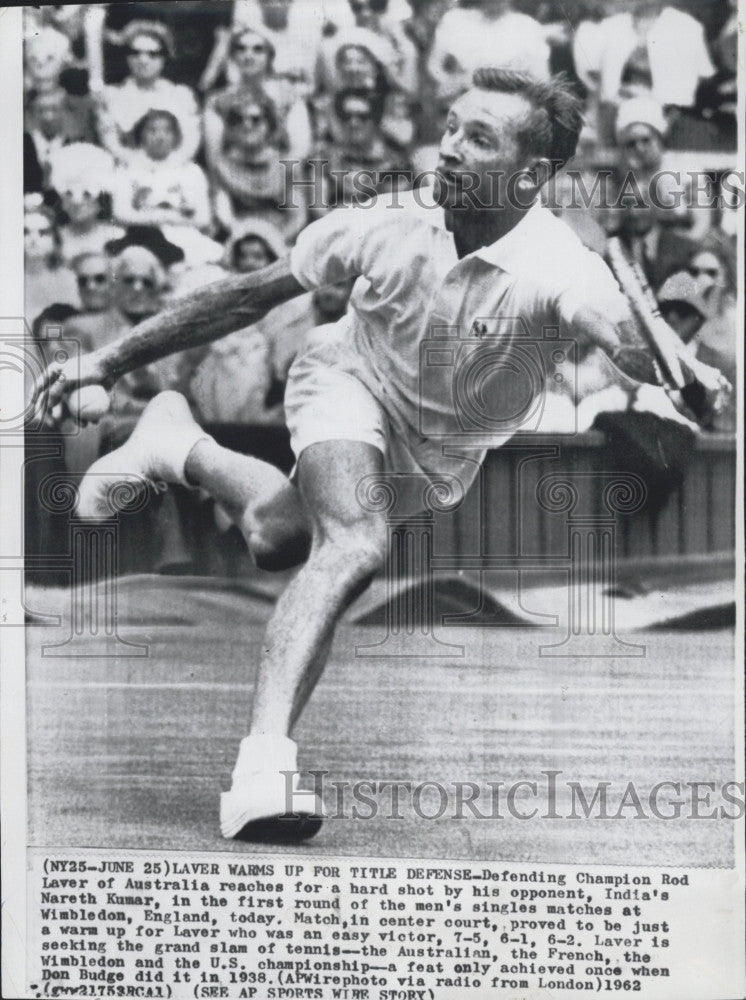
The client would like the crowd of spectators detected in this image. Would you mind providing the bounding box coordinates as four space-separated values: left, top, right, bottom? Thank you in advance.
23 0 739 571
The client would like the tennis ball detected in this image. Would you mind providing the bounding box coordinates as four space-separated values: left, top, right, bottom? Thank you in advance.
67 385 111 424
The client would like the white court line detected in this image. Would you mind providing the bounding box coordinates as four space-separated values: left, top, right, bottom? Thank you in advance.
26 680 729 696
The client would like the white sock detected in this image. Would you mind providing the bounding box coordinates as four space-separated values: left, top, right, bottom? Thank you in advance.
231 734 298 785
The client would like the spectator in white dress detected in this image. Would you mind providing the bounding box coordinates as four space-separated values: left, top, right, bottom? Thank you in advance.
95 21 201 165
427 0 550 102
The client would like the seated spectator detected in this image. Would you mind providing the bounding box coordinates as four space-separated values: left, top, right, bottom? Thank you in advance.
607 201 692 293
102 2 234 90
261 277 357 383
187 221 286 427
25 88 92 184
47 143 124 263
70 252 115 317
187 328 279 426
317 28 413 152
229 0 326 102
605 98 711 254
203 25 312 164
95 21 201 165
576 1 715 145
24 25 71 96
686 241 736 423
224 219 287 273
316 88 413 207
209 92 303 239
427 0 550 103
112 110 212 234
656 270 711 347
346 0 418 95
24 4 107 93
24 200 79 324
324 28 392 93
67 233 185 433
670 0 737 151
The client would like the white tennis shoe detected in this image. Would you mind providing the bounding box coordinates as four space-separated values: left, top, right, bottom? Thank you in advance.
75 391 210 521
220 734 324 842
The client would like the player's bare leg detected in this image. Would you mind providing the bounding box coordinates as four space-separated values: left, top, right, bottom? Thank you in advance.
220 440 388 841
183 438 311 569
75 391 311 567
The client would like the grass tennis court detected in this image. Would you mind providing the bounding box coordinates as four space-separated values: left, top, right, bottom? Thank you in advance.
26 575 736 866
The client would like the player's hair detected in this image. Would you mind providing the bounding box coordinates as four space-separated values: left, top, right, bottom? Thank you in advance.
472 68 583 172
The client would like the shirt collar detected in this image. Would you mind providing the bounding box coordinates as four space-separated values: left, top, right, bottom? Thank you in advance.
471 200 544 270
414 186 546 269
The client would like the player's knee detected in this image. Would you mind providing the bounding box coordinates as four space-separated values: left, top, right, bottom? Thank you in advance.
250 526 311 572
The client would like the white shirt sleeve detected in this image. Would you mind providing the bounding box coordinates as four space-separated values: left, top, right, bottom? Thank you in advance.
555 249 629 330
290 204 385 290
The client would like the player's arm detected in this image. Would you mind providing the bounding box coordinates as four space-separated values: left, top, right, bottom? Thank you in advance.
558 246 730 421
38 257 306 406
569 298 729 419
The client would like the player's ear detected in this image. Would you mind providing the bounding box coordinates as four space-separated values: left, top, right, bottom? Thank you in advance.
525 157 554 191
511 157 554 204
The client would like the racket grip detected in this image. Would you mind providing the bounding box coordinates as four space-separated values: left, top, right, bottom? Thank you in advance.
679 380 709 422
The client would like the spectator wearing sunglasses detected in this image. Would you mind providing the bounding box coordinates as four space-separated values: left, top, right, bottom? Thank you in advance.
70 253 114 316
604 97 711 286
315 88 413 209
95 21 201 166
686 242 736 420
317 27 415 156
203 26 312 167
210 93 304 239
67 239 182 435
230 0 326 102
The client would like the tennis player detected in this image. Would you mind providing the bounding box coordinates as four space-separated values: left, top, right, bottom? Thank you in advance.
39 69 727 841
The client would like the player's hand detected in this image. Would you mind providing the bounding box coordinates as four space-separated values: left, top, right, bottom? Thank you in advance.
33 349 108 420
668 357 732 424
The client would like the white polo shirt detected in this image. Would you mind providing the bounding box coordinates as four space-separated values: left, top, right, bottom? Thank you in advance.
289 188 628 476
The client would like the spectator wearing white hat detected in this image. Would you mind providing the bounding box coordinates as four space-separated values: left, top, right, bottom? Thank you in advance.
24 25 72 96
95 21 201 165
573 1 715 145
316 26 417 153
47 143 125 264
613 97 710 246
